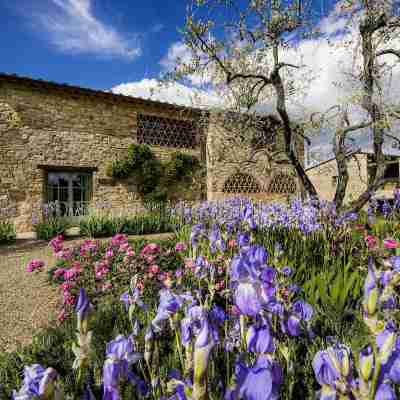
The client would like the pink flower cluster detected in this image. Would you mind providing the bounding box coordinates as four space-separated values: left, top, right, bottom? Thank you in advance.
61 281 76 307
365 235 399 250
140 243 160 257
26 259 45 272
174 242 186 252
55 248 73 261
80 239 99 256
384 239 398 249
95 260 110 279
365 235 377 249
49 235 64 252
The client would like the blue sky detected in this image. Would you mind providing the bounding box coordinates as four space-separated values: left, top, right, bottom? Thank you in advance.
0 0 189 90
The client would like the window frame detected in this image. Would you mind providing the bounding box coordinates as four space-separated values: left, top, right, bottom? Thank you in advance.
44 170 93 217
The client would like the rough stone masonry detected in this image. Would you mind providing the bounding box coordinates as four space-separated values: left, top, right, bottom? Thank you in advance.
0 73 304 233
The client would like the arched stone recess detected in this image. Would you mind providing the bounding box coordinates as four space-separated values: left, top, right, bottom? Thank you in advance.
222 173 261 194
268 172 298 194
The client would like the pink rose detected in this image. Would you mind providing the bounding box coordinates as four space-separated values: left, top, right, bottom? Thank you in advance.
384 239 398 249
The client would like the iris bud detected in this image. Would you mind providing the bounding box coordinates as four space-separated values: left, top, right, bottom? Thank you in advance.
379 332 396 364
366 287 378 316
359 349 374 381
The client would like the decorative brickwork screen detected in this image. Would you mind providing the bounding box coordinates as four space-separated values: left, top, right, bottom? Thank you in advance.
222 173 261 193
137 114 199 149
268 173 297 194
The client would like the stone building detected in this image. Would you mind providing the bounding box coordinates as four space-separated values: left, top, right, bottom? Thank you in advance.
0 73 304 234
306 150 400 204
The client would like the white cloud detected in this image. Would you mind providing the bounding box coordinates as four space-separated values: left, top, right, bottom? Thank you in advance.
160 41 214 87
111 78 222 108
29 0 141 59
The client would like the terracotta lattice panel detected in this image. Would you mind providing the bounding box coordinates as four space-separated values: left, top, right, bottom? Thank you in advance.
137 113 199 149
222 173 261 193
268 172 297 194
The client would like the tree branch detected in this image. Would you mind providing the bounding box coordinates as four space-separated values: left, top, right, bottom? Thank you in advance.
376 48 400 59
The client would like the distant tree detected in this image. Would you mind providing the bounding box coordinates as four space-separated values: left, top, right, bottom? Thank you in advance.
166 0 400 211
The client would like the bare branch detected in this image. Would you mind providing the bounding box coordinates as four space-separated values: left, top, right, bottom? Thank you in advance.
376 48 400 59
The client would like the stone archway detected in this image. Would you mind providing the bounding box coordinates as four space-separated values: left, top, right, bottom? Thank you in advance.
222 172 261 194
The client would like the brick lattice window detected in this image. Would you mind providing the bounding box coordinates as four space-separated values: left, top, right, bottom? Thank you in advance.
222 173 261 193
268 172 297 194
137 114 199 149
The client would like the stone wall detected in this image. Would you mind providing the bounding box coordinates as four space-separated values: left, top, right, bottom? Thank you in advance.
306 153 400 204
0 75 201 232
0 74 307 233
206 112 305 202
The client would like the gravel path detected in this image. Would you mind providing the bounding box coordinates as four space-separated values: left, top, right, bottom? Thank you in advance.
0 233 173 353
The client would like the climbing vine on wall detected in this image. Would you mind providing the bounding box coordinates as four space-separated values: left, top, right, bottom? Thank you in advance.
106 144 204 205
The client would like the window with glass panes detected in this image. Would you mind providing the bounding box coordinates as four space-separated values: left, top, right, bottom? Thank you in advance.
46 171 92 216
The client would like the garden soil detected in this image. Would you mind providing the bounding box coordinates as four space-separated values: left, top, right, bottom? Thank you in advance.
0 233 172 352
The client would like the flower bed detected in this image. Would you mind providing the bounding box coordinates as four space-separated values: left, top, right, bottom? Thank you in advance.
2 196 400 399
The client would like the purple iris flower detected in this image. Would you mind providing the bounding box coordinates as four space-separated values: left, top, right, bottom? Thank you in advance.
76 288 93 322
381 337 400 384
247 323 275 354
292 300 313 321
120 287 146 311
229 355 282 400
209 224 221 253
375 383 396 400
151 289 183 333
237 232 250 248
247 245 268 268
190 224 204 248
12 364 58 400
181 305 223 349
381 271 394 287
103 335 144 400
390 256 400 272
282 266 293 276
260 267 276 284
265 297 283 316
364 257 377 295
312 349 341 387
283 300 313 337
235 283 262 316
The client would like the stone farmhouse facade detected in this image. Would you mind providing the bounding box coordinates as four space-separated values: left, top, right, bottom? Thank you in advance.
306 151 400 204
0 73 305 234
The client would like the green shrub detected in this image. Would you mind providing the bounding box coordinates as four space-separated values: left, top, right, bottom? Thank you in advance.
33 216 69 241
0 220 16 245
106 144 205 203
